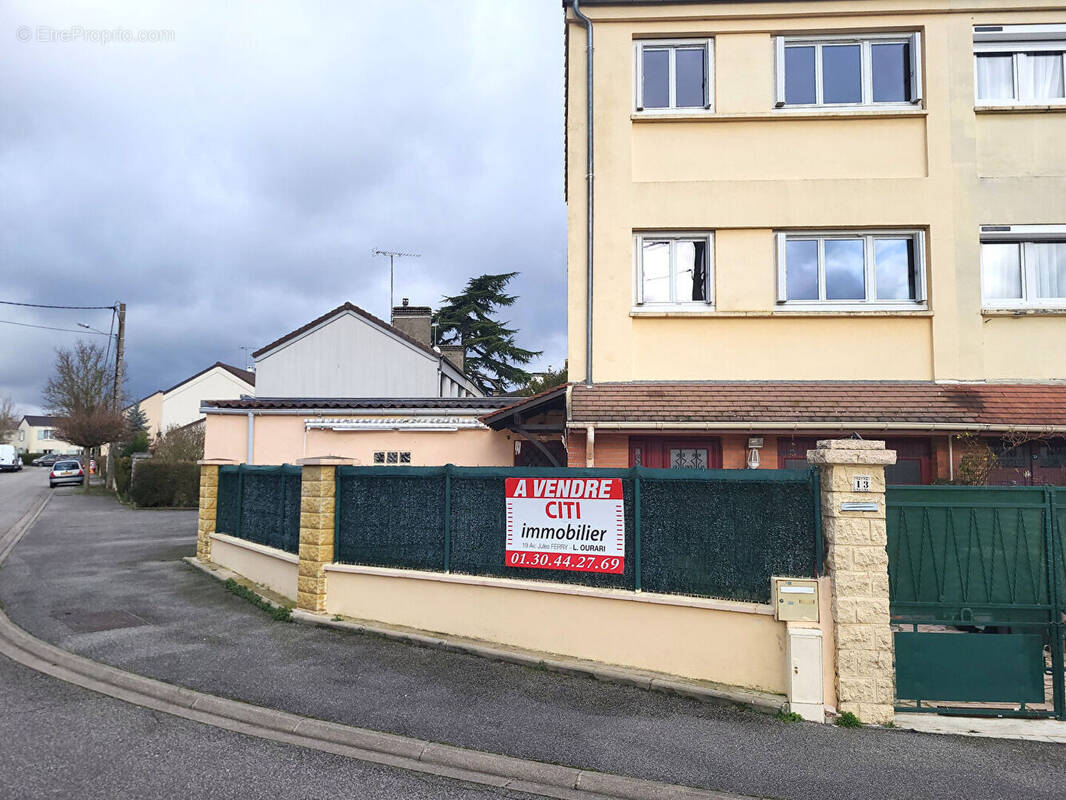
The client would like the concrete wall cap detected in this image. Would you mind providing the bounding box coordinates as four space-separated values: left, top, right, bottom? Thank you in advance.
197 458 235 465
296 456 357 466
814 439 886 450
808 450 897 466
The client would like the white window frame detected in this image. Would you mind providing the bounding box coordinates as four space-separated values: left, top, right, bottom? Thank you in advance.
973 25 1066 106
634 38 714 114
980 224 1066 309
774 229 928 310
774 32 922 109
633 232 715 309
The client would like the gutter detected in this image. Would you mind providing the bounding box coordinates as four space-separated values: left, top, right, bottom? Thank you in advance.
572 0 595 386
566 421 1066 433
200 406 500 417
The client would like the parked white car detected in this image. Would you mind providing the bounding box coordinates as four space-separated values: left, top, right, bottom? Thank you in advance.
0 444 22 472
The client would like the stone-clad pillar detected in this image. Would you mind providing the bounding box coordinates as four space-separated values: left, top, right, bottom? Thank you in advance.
196 460 232 562
296 457 353 612
808 440 897 725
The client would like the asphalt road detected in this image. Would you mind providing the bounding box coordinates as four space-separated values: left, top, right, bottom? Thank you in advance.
0 646 539 799
0 464 48 533
1 487 1064 800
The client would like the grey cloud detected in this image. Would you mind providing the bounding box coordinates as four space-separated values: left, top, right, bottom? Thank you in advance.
0 0 566 409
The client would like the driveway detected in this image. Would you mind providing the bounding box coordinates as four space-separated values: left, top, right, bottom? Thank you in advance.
1 491 1063 800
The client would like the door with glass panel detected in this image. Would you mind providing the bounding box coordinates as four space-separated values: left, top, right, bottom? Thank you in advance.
628 437 722 469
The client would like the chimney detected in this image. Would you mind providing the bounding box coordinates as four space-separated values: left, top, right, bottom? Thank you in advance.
390 297 433 346
440 344 465 374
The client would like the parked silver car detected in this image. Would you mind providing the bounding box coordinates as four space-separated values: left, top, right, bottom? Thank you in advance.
49 460 84 488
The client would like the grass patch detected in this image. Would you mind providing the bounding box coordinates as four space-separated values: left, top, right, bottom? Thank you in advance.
836 711 862 728
223 578 292 622
776 711 804 723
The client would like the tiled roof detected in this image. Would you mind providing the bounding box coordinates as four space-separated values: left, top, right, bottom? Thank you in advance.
22 415 59 427
202 397 514 411
569 382 1066 428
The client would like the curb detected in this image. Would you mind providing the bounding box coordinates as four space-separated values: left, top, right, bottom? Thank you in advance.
0 507 758 800
182 557 785 715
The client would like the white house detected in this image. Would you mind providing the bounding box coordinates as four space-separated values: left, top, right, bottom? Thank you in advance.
127 362 256 439
9 416 80 456
250 301 479 399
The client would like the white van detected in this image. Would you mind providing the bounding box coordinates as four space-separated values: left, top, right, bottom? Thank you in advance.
0 444 22 472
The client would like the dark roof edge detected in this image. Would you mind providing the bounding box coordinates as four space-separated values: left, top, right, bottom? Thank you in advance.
563 0 821 6
160 362 255 395
481 384 570 428
250 302 473 390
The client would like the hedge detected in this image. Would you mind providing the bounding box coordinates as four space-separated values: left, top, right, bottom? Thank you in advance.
129 461 200 508
115 456 133 497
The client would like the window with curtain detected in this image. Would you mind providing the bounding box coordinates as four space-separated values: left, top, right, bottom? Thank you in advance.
981 226 1066 308
635 39 713 112
775 33 921 109
974 25 1066 105
775 230 926 308
635 233 714 306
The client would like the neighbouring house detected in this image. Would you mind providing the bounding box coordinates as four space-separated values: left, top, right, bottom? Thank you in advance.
560 0 1066 484
128 362 256 440
201 301 525 465
10 415 80 456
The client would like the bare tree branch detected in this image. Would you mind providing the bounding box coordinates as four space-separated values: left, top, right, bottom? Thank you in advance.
42 340 126 450
0 395 18 440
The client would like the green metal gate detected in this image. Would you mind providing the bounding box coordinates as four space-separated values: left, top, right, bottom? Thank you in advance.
886 485 1065 718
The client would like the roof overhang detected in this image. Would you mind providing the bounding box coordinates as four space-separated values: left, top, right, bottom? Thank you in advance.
480 385 569 431
304 416 487 432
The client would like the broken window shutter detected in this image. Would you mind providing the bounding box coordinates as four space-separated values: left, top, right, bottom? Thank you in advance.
775 233 788 303
774 37 786 107
909 32 923 104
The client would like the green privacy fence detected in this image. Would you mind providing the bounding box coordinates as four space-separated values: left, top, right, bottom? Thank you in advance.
334 465 821 604
216 465 302 555
886 485 1066 621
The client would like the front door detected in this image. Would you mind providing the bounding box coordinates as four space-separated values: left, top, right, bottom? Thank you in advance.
628 437 722 469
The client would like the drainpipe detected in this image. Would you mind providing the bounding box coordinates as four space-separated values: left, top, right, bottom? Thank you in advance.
246 411 254 465
573 0 594 385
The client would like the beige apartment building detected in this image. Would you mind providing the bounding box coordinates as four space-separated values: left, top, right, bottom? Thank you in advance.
561 0 1066 482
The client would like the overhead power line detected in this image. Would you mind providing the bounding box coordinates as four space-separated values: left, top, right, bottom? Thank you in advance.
0 299 117 310
0 319 112 335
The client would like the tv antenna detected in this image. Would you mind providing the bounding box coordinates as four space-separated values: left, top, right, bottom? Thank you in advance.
372 248 421 313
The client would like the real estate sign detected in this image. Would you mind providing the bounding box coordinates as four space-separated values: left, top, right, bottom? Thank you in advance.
505 477 625 574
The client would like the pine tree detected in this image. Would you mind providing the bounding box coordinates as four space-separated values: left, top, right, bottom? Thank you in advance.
433 273 541 395
125 404 149 434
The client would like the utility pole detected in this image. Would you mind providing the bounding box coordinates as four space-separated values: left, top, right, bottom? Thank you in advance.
372 248 421 314
107 302 126 491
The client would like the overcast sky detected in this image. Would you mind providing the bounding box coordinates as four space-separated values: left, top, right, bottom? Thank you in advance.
0 0 566 413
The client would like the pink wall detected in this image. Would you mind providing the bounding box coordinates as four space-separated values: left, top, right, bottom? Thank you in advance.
204 413 515 466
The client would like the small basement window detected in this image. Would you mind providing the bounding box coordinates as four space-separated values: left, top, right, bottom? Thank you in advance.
373 451 412 465
634 39 713 112
774 32 922 108
775 230 927 309
634 233 714 307
974 25 1066 105
981 225 1066 309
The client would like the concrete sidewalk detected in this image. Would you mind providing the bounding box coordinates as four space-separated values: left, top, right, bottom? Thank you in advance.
1 492 1064 800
